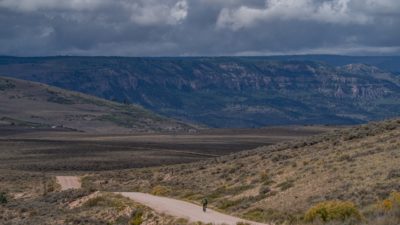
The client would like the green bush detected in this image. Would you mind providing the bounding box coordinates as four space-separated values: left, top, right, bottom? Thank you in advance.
0 192 7 204
304 201 362 223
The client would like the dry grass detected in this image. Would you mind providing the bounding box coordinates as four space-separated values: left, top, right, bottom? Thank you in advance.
85 119 400 224
0 189 199 225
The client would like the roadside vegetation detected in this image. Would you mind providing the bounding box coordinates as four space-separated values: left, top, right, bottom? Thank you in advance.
0 186 203 225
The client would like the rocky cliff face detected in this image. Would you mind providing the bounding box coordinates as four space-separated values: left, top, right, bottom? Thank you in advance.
0 57 399 127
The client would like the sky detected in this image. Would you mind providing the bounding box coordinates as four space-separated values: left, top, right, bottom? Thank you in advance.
0 0 399 56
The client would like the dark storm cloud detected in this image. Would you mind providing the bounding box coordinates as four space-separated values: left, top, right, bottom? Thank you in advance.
0 0 399 56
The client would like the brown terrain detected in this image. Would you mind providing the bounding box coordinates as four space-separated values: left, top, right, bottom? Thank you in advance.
0 125 330 172
0 119 331 224
1 119 399 224
84 119 400 225
0 75 194 133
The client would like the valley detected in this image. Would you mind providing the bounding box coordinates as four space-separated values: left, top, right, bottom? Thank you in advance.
0 56 399 225
0 125 329 172
2 1 400 224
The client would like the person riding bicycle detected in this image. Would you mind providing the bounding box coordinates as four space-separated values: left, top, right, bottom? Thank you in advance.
202 198 208 212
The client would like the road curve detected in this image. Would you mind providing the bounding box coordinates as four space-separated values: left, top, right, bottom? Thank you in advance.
119 192 268 225
56 176 268 225
56 176 81 190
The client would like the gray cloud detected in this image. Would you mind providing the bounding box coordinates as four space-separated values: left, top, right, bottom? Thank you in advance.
0 0 105 11
0 0 399 56
216 0 370 30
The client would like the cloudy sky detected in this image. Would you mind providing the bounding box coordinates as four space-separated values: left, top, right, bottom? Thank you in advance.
0 0 399 56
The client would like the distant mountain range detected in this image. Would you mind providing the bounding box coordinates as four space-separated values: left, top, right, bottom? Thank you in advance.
0 76 193 133
248 55 400 74
0 55 399 128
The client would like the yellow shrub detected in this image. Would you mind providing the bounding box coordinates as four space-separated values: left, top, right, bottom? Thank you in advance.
83 194 127 211
379 191 400 212
391 192 400 205
130 208 143 225
381 199 393 211
151 185 170 196
304 200 362 222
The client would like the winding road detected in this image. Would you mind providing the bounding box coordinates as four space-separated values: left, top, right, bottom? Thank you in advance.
56 176 268 225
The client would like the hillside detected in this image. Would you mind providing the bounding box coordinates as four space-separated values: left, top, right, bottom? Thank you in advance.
0 56 400 127
87 118 400 224
0 76 193 133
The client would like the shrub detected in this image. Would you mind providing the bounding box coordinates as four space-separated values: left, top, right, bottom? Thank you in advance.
83 194 126 211
276 179 294 191
0 80 15 91
0 192 7 204
243 208 301 224
260 172 274 185
391 192 400 204
387 170 400 179
381 199 394 211
304 201 362 223
259 186 271 195
130 208 143 225
379 192 400 211
151 185 170 196
217 199 239 210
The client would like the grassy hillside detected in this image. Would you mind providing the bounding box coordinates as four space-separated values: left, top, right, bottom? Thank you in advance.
86 119 400 224
0 76 194 133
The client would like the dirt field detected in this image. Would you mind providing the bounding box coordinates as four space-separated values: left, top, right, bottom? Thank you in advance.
0 126 332 172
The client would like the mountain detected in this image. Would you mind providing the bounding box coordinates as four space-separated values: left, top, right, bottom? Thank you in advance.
90 118 400 224
0 76 194 133
253 55 400 74
0 56 400 128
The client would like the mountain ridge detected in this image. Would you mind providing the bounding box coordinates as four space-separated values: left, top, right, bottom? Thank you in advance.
0 56 400 127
